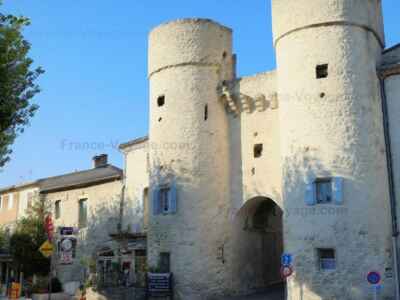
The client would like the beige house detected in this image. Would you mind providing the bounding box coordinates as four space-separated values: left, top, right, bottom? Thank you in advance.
0 181 39 229
0 181 39 295
38 154 123 290
0 155 126 294
118 137 149 286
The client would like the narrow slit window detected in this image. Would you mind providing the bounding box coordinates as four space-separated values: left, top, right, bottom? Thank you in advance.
204 104 208 121
254 144 263 158
157 95 165 107
316 64 328 79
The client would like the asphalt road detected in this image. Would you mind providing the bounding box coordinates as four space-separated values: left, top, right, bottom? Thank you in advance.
219 285 285 300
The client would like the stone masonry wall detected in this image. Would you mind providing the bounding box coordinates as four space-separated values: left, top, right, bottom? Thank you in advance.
273 0 395 298
45 180 122 284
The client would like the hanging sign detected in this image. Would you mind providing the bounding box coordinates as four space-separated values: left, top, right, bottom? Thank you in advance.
39 240 54 258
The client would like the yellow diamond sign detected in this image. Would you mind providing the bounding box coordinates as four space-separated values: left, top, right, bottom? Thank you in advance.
39 240 53 258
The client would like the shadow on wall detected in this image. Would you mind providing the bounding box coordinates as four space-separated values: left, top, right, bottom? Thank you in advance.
231 196 284 296
57 196 123 286
278 145 393 300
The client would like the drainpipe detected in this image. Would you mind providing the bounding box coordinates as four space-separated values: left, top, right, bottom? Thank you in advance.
379 73 400 300
118 184 126 234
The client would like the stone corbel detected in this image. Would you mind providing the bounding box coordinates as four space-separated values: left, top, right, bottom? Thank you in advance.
239 94 253 113
220 84 239 116
254 94 267 112
270 93 279 109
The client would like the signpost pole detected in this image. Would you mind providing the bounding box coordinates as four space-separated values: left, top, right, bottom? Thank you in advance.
48 254 52 300
44 214 54 300
367 271 381 300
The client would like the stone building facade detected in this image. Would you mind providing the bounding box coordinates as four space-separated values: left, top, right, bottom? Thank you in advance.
119 1 400 299
39 155 123 291
0 155 125 295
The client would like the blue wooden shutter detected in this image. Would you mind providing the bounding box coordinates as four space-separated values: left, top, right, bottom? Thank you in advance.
305 178 317 206
152 186 160 215
168 181 177 214
332 177 344 205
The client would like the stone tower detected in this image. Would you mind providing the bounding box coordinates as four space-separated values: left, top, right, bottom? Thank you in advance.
272 0 395 299
147 19 234 298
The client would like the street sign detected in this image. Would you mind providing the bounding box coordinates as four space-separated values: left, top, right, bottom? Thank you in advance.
367 271 381 285
367 271 382 300
280 265 293 279
372 285 382 292
58 237 76 265
281 253 293 266
60 251 73 265
39 240 54 258
59 227 75 235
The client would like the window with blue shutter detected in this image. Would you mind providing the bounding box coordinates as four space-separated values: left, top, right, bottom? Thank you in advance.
159 187 170 213
316 178 332 204
168 181 177 214
152 186 161 215
305 177 343 206
305 180 317 206
332 177 344 205
152 181 177 215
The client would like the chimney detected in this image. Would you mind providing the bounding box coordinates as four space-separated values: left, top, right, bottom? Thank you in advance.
93 154 108 168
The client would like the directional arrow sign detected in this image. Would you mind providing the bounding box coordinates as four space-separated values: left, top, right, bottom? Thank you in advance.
281 253 293 267
39 240 53 258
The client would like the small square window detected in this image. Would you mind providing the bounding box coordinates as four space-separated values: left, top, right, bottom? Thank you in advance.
157 95 165 107
254 144 263 158
318 248 336 270
159 187 170 213
316 64 328 79
316 178 332 203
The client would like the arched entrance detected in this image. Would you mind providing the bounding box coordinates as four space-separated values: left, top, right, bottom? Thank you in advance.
231 197 284 294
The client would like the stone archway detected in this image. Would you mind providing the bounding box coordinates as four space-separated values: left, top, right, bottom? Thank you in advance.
231 196 284 294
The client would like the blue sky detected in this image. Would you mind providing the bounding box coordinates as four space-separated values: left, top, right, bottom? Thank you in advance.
1 1 399 186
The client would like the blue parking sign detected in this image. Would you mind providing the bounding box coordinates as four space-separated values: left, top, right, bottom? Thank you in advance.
281 253 293 266
367 272 381 285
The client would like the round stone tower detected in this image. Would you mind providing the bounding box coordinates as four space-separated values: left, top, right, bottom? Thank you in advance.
147 19 234 299
272 0 395 299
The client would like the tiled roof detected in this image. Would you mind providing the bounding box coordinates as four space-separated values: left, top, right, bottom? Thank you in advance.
39 164 122 193
0 181 38 193
119 136 148 150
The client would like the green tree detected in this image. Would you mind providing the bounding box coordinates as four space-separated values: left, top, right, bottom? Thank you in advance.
10 194 51 277
0 227 8 249
0 3 44 167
